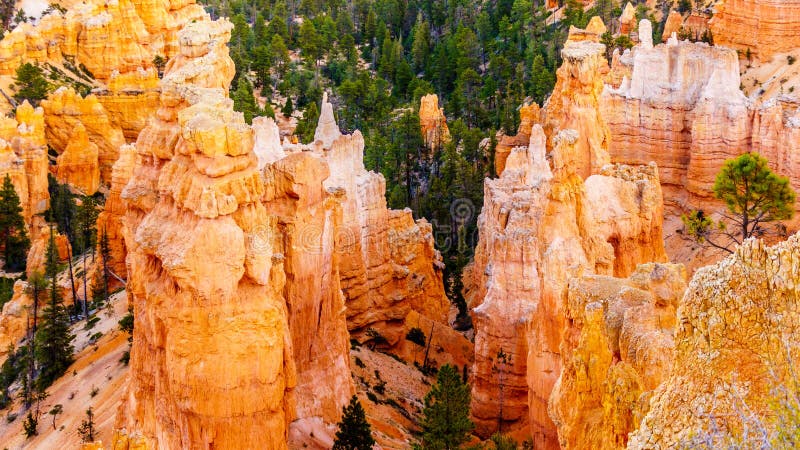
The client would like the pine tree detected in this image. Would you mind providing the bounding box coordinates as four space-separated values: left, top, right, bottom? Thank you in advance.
420 364 475 450
232 78 259 124
34 228 74 390
295 101 319 143
77 407 96 442
683 153 796 252
13 63 50 106
0 174 30 272
332 395 375 450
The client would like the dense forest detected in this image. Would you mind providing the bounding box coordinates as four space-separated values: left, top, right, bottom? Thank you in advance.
200 0 664 311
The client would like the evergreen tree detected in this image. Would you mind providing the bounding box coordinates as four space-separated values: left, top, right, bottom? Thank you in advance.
0 174 30 272
232 78 260 124
332 395 375 450
420 364 474 450
295 101 319 143
34 228 75 390
13 63 50 106
683 152 796 252
77 407 96 442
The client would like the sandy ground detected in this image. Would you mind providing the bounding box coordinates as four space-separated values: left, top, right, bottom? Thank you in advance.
0 289 129 449
741 50 800 101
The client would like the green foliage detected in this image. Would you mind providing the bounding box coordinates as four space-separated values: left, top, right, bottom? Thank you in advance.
0 175 30 272
48 404 63 430
22 412 37 438
13 63 51 106
420 364 474 449
490 434 519 450
405 327 427 347
294 100 319 143
0 345 27 409
332 395 375 450
119 308 134 336
232 78 260 124
683 153 796 252
34 229 75 390
0 277 13 309
77 407 95 443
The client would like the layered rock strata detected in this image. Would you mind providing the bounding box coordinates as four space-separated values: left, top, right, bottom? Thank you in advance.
629 234 800 447
55 122 100 194
0 102 49 226
0 0 205 82
710 0 800 60
602 30 800 212
116 19 304 448
465 38 666 447
549 263 687 449
42 87 125 183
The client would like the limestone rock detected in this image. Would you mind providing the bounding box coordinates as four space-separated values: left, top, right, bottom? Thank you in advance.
95 144 136 279
0 102 49 226
619 3 636 34
318 122 450 342
496 103 541 176
313 92 341 148
0 0 206 82
115 19 298 449
549 263 687 450
0 281 32 364
710 0 800 60
629 235 800 447
602 36 800 215
55 122 101 194
252 116 285 169
662 11 683 42
26 225 71 277
544 40 611 179
42 87 126 183
419 93 451 152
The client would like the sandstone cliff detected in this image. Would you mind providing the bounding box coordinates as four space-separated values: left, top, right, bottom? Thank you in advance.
314 94 450 344
419 93 450 152
42 87 126 183
710 0 800 60
116 19 300 449
0 0 205 83
629 234 800 447
495 103 540 176
0 101 49 226
549 263 687 449
602 31 800 213
55 122 100 194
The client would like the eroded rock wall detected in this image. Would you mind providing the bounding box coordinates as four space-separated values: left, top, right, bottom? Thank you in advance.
465 38 667 447
629 234 800 447
549 263 687 450
710 0 800 60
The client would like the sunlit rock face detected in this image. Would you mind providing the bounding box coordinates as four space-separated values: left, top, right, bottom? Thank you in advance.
602 31 800 213
549 263 687 450
419 93 450 152
0 0 205 82
710 0 800 61
0 102 48 227
114 19 305 449
629 234 800 448
465 116 665 450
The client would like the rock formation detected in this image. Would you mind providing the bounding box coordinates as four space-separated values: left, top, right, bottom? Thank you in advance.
464 38 666 447
602 30 800 213
112 15 379 447
662 11 683 41
419 93 450 152
629 234 800 447
116 19 300 448
55 122 100 194
95 144 136 279
0 0 205 83
42 87 126 183
0 102 49 226
544 39 611 179
619 3 636 35
710 0 800 60
549 263 687 449
0 281 32 363
317 108 450 343
495 103 541 176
